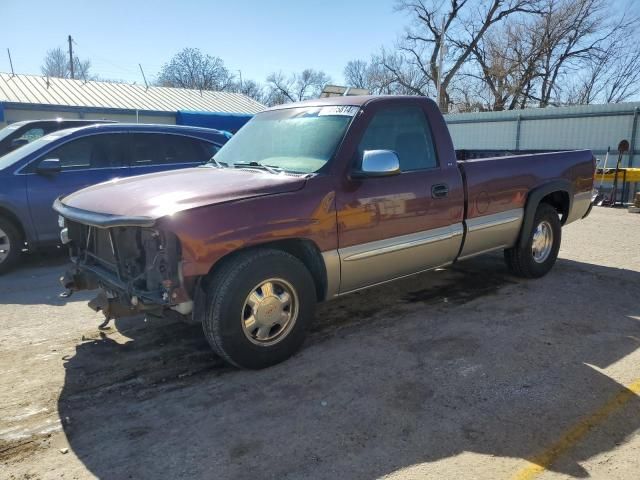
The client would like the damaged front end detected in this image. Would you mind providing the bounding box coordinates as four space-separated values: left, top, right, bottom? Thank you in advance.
56 201 191 322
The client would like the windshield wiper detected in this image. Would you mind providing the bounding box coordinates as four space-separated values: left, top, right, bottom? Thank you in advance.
233 161 282 174
206 156 228 168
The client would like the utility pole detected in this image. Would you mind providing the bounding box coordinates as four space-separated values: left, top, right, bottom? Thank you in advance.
7 49 15 76
436 16 447 111
68 35 74 79
139 64 149 90
237 70 243 91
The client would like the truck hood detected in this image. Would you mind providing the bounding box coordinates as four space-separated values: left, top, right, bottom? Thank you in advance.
60 167 308 219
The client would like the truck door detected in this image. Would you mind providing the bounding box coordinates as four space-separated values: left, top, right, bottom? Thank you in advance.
336 104 464 293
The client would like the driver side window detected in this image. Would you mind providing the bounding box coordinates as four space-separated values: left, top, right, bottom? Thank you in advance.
357 106 438 171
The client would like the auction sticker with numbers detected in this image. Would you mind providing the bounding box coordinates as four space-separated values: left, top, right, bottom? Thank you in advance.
317 106 360 116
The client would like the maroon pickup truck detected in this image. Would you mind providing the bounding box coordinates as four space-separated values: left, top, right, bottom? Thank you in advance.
54 96 595 368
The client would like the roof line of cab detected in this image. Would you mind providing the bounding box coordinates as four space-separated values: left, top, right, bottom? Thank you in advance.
264 95 438 112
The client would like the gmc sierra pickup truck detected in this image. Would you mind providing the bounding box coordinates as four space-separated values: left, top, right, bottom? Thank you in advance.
54 96 595 369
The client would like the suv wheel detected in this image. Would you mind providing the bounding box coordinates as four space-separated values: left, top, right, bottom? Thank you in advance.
0 217 22 274
202 249 316 369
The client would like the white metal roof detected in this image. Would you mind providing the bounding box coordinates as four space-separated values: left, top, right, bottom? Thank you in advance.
0 73 265 114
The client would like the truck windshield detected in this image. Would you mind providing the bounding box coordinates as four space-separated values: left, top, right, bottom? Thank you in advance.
210 105 358 173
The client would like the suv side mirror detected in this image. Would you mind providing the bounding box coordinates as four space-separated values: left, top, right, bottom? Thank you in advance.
10 138 29 151
352 150 401 178
36 158 62 175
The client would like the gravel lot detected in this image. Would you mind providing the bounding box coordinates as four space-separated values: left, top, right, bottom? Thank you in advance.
1 207 639 480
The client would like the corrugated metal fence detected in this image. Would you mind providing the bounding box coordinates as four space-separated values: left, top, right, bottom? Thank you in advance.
445 102 640 166
445 102 640 200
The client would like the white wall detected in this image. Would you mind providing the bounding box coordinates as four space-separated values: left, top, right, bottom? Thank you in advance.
1 107 175 127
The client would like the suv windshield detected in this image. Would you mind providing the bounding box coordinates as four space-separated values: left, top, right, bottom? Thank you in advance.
0 123 24 143
210 105 359 173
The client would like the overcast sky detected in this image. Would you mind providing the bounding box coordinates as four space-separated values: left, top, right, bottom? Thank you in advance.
0 0 408 85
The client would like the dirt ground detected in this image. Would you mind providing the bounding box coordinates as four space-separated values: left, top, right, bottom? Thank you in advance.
1 207 639 480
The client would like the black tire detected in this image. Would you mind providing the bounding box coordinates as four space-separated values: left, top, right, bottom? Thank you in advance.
504 203 561 278
202 249 316 369
0 217 22 274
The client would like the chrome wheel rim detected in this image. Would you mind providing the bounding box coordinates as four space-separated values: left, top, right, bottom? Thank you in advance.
241 278 299 346
0 227 10 264
532 220 553 263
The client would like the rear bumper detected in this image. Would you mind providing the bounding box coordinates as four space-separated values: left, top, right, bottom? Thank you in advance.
583 202 595 219
582 190 599 219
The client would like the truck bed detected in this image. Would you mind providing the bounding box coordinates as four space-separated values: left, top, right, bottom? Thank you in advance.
455 150 595 259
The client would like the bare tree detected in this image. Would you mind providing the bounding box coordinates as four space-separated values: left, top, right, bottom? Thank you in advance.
540 1 640 105
533 0 611 107
157 48 233 91
344 55 429 95
41 47 92 80
599 46 640 103
230 79 266 104
460 0 640 109
386 0 541 112
264 69 331 106
468 19 543 110
344 60 370 89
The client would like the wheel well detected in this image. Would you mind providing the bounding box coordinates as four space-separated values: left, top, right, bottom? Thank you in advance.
540 191 569 224
204 239 328 302
0 207 25 242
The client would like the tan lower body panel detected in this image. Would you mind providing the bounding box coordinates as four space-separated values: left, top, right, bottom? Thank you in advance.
321 209 524 300
458 208 523 260
335 224 463 294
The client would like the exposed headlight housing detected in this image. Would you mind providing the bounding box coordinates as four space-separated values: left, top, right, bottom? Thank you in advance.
60 227 70 245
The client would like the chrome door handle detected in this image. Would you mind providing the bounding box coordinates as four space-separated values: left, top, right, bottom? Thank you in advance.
431 183 449 198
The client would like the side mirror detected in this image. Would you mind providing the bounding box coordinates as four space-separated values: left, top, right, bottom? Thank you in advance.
353 150 401 178
36 158 61 175
10 138 29 151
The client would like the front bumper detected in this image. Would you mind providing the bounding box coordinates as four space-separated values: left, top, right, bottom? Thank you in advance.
56 200 190 319
53 198 156 228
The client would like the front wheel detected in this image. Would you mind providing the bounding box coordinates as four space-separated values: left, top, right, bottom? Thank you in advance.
0 217 22 275
202 249 316 369
504 203 561 278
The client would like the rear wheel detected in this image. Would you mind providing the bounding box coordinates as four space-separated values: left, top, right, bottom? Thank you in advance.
202 249 316 369
0 217 22 274
504 203 561 278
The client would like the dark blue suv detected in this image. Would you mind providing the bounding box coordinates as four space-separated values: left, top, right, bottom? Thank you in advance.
0 123 230 272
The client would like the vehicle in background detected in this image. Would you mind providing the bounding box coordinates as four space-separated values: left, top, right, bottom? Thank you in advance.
0 123 229 272
0 119 115 157
55 96 595 369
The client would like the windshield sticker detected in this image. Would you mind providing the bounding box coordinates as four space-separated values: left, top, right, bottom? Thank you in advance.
317 106 359 117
